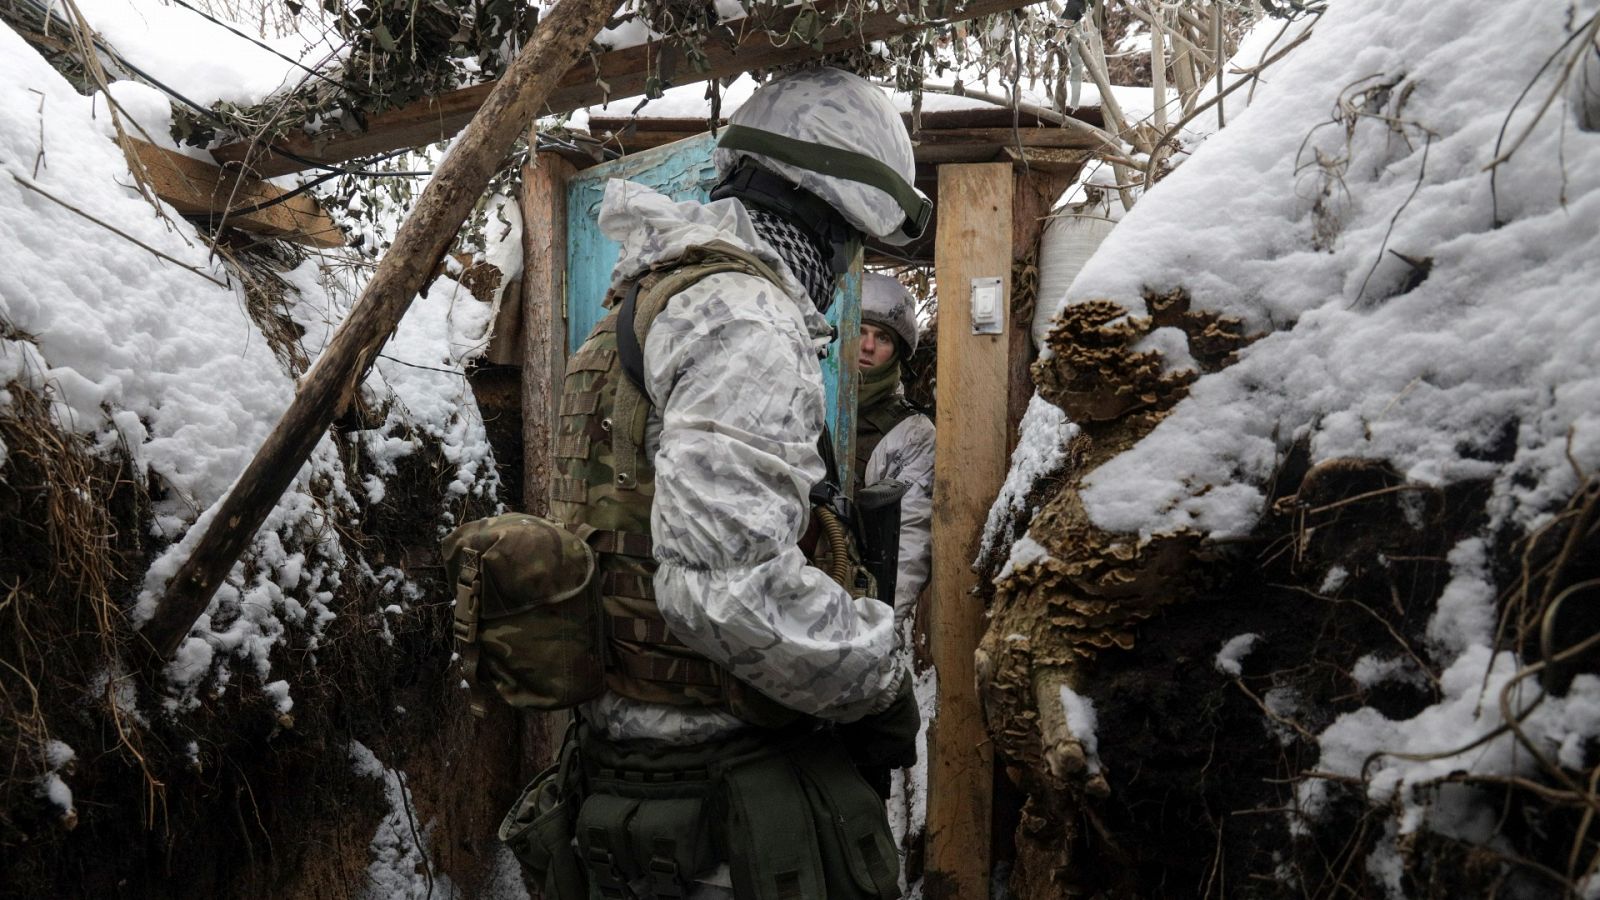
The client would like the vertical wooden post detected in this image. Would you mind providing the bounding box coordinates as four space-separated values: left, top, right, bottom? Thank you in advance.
925 163 1013 899
520 152 577 517
519 151 578 764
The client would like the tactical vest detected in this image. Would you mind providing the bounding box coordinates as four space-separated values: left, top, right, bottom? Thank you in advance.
852 395 919 487
549 242 805 729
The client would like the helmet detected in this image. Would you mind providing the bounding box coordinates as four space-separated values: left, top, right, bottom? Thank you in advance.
712 68 930 245
861 273 918 358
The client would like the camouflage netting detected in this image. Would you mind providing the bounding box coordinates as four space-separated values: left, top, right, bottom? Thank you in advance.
981 290 1600 899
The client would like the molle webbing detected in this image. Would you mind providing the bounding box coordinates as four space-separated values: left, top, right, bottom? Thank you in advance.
550 246 796 724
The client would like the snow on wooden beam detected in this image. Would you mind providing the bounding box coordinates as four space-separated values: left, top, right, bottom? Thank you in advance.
210 0 1049 178
128 140 344 248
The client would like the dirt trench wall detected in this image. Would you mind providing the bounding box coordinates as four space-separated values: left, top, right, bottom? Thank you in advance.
983 292 1599 899
0 256 550 898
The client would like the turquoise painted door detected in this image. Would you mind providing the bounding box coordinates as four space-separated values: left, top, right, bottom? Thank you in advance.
564 134 861 493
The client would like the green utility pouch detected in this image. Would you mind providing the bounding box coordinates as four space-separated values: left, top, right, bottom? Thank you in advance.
499 734 587 898
720 733 901 900
721 750 826 900
575 728 726 899
791 740 902 900
566 725 903 900
443 514 604 715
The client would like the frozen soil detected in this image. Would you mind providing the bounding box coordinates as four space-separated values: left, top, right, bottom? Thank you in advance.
0 375 535 899
1001 441 1595 898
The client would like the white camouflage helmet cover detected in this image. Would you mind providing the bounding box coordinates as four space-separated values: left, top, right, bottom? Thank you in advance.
714 67 925 242
861 272 918 357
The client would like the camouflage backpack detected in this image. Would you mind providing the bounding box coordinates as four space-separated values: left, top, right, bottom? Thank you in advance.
444 241 869 722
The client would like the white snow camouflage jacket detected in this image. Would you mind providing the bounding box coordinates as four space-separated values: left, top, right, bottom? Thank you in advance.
580 180 907 745
863 406 935 629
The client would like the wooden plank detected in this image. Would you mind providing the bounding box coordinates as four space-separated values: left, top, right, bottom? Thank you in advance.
137 0 618 663
1001 145 1092 176
211 0 1048 178
583 123 1103 160
925 163 1013 900
518 155 576 761
912 128 1101 150
587 106 1100 135
521 152 577 516
128 139 343 248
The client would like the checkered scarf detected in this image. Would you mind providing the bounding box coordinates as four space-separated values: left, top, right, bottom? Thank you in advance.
748 207 834 312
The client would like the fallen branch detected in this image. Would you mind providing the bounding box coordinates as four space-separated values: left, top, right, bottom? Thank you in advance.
136 0 619 663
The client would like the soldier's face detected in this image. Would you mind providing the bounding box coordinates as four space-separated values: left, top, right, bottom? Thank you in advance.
859 323 897 370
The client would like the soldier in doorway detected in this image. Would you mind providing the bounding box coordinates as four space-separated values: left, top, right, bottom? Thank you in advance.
855 272 936 638
494 67 935 899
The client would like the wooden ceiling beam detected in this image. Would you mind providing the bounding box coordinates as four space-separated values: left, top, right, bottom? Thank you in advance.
585 105 1104 135
581 123 1101 161
211 0 1050 178
130 139 344 248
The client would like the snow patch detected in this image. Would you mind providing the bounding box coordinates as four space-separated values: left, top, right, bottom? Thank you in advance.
1214 633 1261 676
982 394 1079 557
1058 685 1102 774
1052 0 1600 540
349 740 458 900
1424 537 1496 655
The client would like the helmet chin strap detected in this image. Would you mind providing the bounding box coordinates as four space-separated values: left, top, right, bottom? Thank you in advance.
711 159 861 279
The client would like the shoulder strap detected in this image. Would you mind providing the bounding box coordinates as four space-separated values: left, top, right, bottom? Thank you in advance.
861 399 914 437
615 278 650 400
614 242 787 397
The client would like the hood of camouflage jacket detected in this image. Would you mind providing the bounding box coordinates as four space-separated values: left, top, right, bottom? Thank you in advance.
598 179 835 352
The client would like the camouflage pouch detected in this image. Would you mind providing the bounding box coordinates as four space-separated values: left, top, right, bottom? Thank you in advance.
443 514 604 714
500 728 586 897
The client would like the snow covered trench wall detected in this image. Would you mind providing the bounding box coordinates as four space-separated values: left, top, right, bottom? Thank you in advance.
0 20 533 898
981 2 1600 898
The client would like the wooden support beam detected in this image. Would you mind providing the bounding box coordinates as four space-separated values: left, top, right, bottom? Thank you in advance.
520 152 576 517
586 106 1098 138
583 124 1101 161
137 0 618 663
925 163 1013 899
128 139 344 248
1000 145 1091 176
211 0 1048 178
521 149 579 763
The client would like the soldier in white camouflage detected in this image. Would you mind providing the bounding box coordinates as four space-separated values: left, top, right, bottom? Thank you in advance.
511 68 934 900
853 272 937 886
855 273 935 634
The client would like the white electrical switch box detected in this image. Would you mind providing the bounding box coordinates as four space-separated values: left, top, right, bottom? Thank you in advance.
970 277 1004 335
